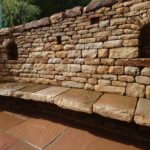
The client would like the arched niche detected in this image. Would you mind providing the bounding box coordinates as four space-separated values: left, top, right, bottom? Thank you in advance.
6 39 18 60
140 24 150 58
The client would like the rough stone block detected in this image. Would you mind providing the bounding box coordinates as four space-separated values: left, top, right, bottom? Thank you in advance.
125 67 140 76
62 81 84 88
29 86 69 103
95 85 125 95
109 47 138 59
135 76 150 85
103 40 123 48
54 88 102 113
93 94 137 122
109 66 124 75
141 67 150 77
134 98 150 127
66 6 83 17
50 12 66 24
126 83 145 98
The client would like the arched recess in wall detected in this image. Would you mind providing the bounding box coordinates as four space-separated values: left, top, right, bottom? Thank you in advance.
140 24 150 58
6 40 18 60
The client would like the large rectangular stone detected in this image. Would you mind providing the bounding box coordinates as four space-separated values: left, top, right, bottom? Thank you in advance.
14 84 50 99
54 89 102 113
93 94 137 122
134 98 150 127
29 86 69 103
0 83 25 96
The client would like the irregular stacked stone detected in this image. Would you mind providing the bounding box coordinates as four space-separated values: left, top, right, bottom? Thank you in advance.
0 0 150 99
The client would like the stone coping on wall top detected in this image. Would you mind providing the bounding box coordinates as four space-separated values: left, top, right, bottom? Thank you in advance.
0 81 150 128
0 0 126 35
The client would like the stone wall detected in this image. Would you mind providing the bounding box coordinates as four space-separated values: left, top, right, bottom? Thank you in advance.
0 0 150 99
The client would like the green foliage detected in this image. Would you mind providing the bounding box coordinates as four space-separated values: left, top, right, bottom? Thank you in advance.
2 0 41 27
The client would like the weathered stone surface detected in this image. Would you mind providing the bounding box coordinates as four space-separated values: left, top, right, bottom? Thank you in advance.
25 17 50 29
0 83 25 96
13 84 49 99
97 66 109 74
29 86 69 103
82 50 97 58
115 59 150 67
93 94 137 122
125 67 140 76
148 10 150 22
141 67 150 77
146 86 150 99
95 85 125 95
66 6 83 17
103 40 123 48
134 98 150 127
98 49 108 58
130 2 150 11
126 83 145 98
54 88 102 113
135 76 150 85
50 12 65 24
109 66 124 75
85 0 116 12
109 47 138 59
82 65 97 74
62 81 84 88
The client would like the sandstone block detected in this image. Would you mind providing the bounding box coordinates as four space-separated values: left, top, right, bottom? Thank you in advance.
125 67 140 76
54 88 102 113
126 83 145 98
103 40 123 48
95 85 125 95
98 49 109 58
50 12 65 24
62 81 84 88
93 94 137 122
82 65 97 74
66 6 83 17
135 76 150 85
85 42 102 49
82 50 97 58
109 66 124 75
134 98 150 127
146 86 150 99
130 2 150 11
118 75 134 82
141 67 150 77
109 47 138 59
67 64 81 73
97 66 109 74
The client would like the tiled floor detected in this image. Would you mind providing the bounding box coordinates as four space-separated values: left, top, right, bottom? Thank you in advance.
0 110 149 150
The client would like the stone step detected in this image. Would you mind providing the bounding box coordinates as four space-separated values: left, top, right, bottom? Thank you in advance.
134 98 150 127
0 82 150 128
93 94 137 122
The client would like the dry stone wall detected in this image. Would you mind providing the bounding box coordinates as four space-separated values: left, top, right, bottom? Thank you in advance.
0 0 150 99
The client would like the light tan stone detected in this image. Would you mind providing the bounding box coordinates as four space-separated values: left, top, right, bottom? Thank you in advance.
62 81 84 88
82 65 97 74
29 86 69 103
109 47 138 59
98 49 109 58
103 40 123 48
126 83 145 98
135 76 150 85
146 86 150 99
95 85 125 95
109 66 124 75
125 67 140 76
141 67 150 77
134 98 150 127
54 88 102 113
93 94 137 122
97 66 109 74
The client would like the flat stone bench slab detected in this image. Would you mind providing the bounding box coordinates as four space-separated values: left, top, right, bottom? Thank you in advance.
14 84 50 99
54 89 102 114
93 94 137 122
29 86 69 103
134 98 150 127
0 83 25 96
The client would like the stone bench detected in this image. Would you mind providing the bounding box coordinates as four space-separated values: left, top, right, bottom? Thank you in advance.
0 81 149 128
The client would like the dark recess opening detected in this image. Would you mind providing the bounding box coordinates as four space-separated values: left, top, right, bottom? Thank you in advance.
90 17 99 24
6 40 18 60
57 36 62 44
140 24 150 58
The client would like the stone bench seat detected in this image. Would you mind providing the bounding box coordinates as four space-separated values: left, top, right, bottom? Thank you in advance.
0 82 150 128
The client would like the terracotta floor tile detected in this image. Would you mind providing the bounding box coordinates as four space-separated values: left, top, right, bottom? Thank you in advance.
0 111 25 133
8 141 38 150
46 128 146 150
0 134 18 150
7 118 68 149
